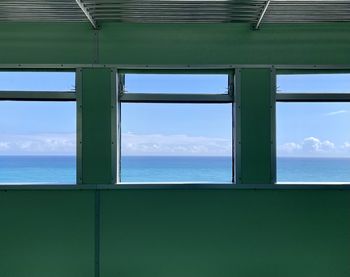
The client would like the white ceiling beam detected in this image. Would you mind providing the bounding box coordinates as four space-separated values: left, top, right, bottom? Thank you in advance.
255 0 271 29
75 0 97 29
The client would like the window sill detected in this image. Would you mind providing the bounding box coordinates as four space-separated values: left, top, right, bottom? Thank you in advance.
1 183 350 190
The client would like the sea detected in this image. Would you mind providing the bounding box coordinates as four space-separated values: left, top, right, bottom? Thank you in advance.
0 156 76 184
277 157 350 183
0 155 350 184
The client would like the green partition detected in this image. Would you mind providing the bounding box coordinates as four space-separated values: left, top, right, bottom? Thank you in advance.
100 190 350 277
81 68 113 184
0 23 350 65
0 22 349 277
240 69 272 184
0 190 95 277
0 23 95 64
98 23 350 65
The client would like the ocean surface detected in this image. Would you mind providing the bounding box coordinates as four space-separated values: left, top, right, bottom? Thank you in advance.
1 155 350 184
0 156 76 184
121 156 232 183
277 157 350 183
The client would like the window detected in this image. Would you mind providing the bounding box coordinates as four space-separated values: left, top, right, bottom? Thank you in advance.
122 73 229 94
0 71 77 185
0 71 75 92
276 72 350 183
277 73 350 94
118 72 234 183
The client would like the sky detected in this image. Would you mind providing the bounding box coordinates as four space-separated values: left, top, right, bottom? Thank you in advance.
123 74 233 156
0 72 76 155
277 74 350 157
0 72 349 157
121 103 232 156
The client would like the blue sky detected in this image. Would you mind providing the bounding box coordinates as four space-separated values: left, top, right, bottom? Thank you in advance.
277 74 350 93
125 74 228 94
122 74 232 156
0 101 76 155
0 72 75 91
121 103 232 156
277 102 350 157
0 72 76 155
277 74 350 157
0 72 350 157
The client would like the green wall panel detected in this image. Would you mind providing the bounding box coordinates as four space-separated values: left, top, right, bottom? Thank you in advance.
0 22 349 65
0 190 95 277
0 23 95 64
82 68 113 184
98 23 350 65
100 190 350 277
240 69 272 184
0 21 350 277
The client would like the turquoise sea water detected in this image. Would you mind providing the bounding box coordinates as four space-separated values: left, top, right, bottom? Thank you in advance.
1 156 350 184
277 157 350 183
0 156 76 184
121 156 232 182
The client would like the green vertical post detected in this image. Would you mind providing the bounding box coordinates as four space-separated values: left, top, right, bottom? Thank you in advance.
81 68 113 184
239 68 272 184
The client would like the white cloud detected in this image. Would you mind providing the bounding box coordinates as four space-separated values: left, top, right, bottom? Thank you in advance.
278 136 338 157
0 133 76 155
5 132 350 158
303 137 335 153
325 110 349 116
122 133 231 156
0 142 10 150
340 142 350 151
278 142 302 154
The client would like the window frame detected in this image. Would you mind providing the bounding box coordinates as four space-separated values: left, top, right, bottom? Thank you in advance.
114 69 238 185
273 69 350 185
0 68 81 185
0 65 349 189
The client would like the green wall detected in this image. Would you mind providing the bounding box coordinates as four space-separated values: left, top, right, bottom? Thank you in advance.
1 22 350 65
81 68 113 184
0 22 349 277
101 190 350 277
240 68 272 184
0 190 95 277
98 23 350 65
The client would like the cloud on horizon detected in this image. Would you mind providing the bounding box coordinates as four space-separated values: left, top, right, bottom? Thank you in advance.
122 132 232 156
0 132 232 156
278 136 350 157
4 133 349 158
0 133 76 155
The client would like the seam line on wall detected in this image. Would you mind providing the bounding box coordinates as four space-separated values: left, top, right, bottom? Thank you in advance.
94 30 100 64
95 190 101 277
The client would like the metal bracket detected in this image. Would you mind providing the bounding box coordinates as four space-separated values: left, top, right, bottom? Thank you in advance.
75 0 98 29
255 0 271 30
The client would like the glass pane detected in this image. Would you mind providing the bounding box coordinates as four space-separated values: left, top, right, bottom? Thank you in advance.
277 74 350 93
0 72 75 92
121 103 232 182
124 74 229 94
0 101 76 184
277 102 350 183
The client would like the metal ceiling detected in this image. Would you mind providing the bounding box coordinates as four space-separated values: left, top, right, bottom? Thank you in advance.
0 0 350 29
0 1 87 22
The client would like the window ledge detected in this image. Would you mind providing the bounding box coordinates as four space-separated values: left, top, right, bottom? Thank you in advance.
1 183 350 190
